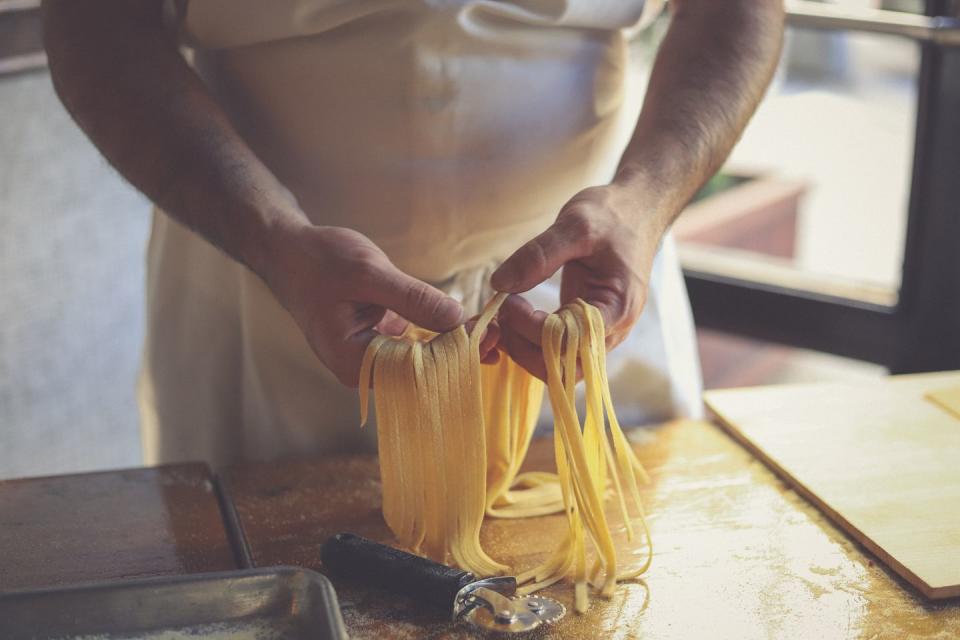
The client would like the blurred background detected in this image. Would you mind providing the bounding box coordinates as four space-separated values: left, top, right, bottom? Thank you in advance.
1 0 957 479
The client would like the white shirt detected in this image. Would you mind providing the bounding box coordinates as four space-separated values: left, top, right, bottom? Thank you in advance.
139 0 702 468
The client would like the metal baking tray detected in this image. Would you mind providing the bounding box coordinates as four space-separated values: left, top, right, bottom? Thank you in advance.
0 566 348 639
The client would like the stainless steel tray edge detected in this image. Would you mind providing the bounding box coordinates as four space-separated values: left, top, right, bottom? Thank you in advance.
0 565 349 640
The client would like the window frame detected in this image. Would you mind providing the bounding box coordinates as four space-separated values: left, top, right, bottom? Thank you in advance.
684 0 960 373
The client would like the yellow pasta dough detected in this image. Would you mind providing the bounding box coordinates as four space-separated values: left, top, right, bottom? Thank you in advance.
359 294 652 612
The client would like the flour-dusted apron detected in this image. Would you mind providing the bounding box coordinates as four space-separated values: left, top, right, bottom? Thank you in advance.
139 0 702 469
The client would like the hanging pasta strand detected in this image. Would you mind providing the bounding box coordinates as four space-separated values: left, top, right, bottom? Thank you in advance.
482 356 562 518
358 294 652 610
359 293 509 574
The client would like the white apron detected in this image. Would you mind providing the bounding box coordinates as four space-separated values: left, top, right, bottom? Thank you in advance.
139 0 703 469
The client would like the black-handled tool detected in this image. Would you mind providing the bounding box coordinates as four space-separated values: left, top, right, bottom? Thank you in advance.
321 533 566 633
321 531 474 610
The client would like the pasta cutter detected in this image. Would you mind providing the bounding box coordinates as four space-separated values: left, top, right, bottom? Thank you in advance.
321 533 566 633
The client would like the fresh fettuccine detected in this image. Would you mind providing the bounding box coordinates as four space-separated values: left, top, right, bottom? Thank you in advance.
359 293 652 612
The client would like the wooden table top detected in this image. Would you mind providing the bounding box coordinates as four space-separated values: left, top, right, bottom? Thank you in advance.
222 420 960 640
0 463 238 592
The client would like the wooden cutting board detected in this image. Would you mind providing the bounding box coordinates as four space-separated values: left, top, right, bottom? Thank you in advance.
705 370 960 600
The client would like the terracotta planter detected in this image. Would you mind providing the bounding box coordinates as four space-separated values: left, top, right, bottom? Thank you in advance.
674 173 807 260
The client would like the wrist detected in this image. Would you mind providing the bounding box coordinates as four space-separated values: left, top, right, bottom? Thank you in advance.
240 199 311 286
602 178 670 244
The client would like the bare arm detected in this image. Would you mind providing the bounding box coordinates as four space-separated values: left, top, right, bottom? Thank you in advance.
614 0 785 231
493 0 784 378
43 0 293 274
43 0 466 386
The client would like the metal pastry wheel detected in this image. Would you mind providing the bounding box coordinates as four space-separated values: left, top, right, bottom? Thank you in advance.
322 533 567 634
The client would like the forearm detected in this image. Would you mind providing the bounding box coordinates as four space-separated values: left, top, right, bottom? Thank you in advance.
42 0 305 277
613 0 784 233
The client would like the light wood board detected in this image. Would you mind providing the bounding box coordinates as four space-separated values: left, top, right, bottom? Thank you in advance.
928 385 960 420
705 370 960 600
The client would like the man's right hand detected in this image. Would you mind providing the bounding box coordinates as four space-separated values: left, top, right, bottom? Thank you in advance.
261 221 465 387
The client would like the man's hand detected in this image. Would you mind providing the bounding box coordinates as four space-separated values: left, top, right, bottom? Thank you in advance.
491 184 661 380
262 222 469 387
491 0 783 380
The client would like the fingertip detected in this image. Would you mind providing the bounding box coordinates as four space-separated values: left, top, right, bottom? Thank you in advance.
481 349 501 365
492 260 541 293
490 265 518 293
499 330 548 382
437 296 466 329
500 293 531 315
499 294 548 346
482 321 501 347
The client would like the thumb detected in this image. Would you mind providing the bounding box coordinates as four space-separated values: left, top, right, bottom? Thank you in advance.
491 215 592 293
365 263 465 332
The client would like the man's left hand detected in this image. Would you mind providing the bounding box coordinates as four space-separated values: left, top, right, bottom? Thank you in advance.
490 183 663 380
